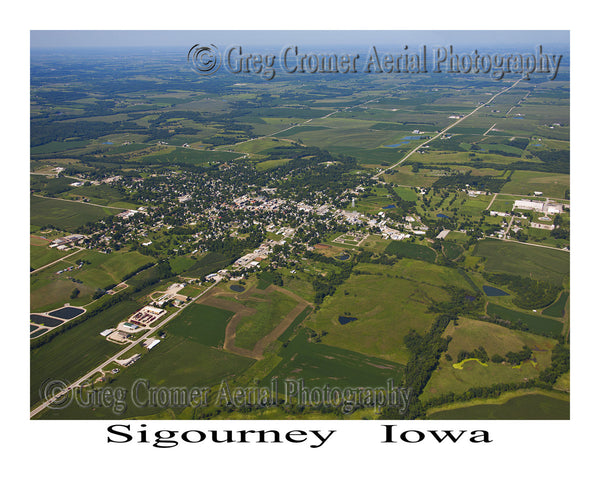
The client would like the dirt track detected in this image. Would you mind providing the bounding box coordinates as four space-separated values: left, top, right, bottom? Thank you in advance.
198 284 311 360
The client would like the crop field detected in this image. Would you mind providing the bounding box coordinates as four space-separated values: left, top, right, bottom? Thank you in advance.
60 183 139 208
30 140 89 155
473 239 569 286
255 158 292 171
38 337 255 420
486 303 564 335
180 252 230 279
384 241 437 262
141 147 240 165
30 195 119 231
262 328 404 389
542 291 569 317
30 300 140 407
166 303 234 347
382 166 438 187
234 290 299 350
427 392 569 419
500 170 570 199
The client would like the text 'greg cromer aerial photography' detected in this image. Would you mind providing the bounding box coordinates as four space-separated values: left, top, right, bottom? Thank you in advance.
30 30 570 421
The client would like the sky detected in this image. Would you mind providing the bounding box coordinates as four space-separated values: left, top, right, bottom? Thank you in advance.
30 30 570 50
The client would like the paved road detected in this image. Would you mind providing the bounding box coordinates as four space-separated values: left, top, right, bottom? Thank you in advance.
482 235 569 252
373 78 522 179
32 194 126 211
503 214 515 239
486 193 498 211
30 246 84 275
30 279 221 419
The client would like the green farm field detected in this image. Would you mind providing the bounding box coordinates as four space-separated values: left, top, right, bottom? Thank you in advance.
30 239 71 270
30 195 119 231
500 170 570 199
486 303 564 336
30 249 154 312
473 239 569 286
38 336 255 420
234 290 299 350
308 260 472 364
427 392 569 419
262 328 404 389
166 303 234 347
30 300 140 407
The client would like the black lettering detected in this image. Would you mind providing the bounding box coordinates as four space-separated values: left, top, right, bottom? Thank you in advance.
429 430 467 443
107 424 132 444
285 430 307 443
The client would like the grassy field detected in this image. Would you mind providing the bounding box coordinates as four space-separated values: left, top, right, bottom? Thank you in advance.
168 255 198 275
422 319 556 401
308 260 472 364
473 239 569 286
30 249 154 312
166 303 234 347
30 240 71 270
30 195 119 231
234 290 299 350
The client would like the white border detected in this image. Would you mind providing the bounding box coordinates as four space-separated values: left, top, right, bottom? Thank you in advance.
4 1 598 477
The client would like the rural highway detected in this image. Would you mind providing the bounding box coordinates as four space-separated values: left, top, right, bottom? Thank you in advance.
30 279 222 419
32 194 127 211
30 246 85 275
491 236 569 252
373 78 523 179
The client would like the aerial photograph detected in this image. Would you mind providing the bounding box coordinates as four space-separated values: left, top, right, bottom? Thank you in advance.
29 30 570 421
